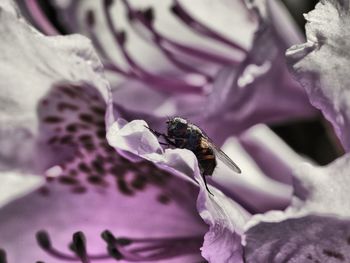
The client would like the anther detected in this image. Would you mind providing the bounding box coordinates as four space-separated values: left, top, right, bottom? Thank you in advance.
101 230 117 244
107 246 123 260
36 230 110 262
72 232 90 263
36 230 52 250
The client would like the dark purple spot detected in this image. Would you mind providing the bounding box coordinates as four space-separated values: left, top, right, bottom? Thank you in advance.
60 135 74 145
79 134 92 143
91 160 105 174
131 175 147 190
57 102 79 111
117 179 133 195
102 143 115 154
96 129 106 139
90 106 105 116
150 172 167 185
68 169 78 177
66 124 78 133
43 116 63 123
59 86 78 98
38 186 50 196
78 163 91 173
347 236 350 245
83 143 96 152
47 136 59 144
96 121 105 128
87 175 105 185
72 186 87 194
322 249 344 261
41 99 49 106
58 176 79 185
109 166 120 177
95 154 105 163
79 114 94 123
157 194 171 204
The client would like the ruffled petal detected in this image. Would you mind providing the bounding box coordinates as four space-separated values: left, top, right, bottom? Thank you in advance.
106 115 252 263
286 0 350 150
197 182 250 263
245 215 350 263
243 151 350 261
0 0 108 172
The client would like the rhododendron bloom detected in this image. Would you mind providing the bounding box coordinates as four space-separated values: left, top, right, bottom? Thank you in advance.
1 0 348 263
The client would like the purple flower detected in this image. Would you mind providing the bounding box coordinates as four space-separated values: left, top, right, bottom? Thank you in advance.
1 0 346 263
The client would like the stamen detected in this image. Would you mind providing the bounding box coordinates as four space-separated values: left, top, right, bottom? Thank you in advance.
24 0 59 35
36 230 110 262
124 5 212 80
122 0 238 66
84 10 136 78
0 249 7 263
171 0 247 53
72 232 90 263
102 0 206 94
36 228 202 262
101 230 203 262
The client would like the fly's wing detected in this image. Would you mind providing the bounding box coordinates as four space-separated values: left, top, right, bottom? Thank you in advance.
209 141 242 174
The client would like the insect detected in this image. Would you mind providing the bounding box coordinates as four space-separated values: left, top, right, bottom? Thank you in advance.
147 117 241 194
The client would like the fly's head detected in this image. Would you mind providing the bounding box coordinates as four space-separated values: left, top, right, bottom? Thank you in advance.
166 117 188 137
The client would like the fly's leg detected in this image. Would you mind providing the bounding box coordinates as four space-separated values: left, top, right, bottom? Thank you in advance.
199 166 214 196
161 134 177 147
145 125 176 147
202 174 214 196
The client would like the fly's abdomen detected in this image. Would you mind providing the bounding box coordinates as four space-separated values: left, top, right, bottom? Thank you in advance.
196 138 217 176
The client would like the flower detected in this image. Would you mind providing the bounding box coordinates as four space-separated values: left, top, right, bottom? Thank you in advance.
106 0 350 262
0 0 344 263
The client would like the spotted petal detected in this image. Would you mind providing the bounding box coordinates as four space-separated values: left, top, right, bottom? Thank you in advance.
0 0 108 172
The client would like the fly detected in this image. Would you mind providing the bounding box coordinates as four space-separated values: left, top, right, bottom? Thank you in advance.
147 117 241 194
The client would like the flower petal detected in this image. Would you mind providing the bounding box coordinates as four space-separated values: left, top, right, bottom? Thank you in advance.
200 0 316 143
245 215 350 263
286 0 350 150
0 178 206 262
244 151 350 233
0 0 108 171
209 125 296 213
197 183 250 263
0 171 43 208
